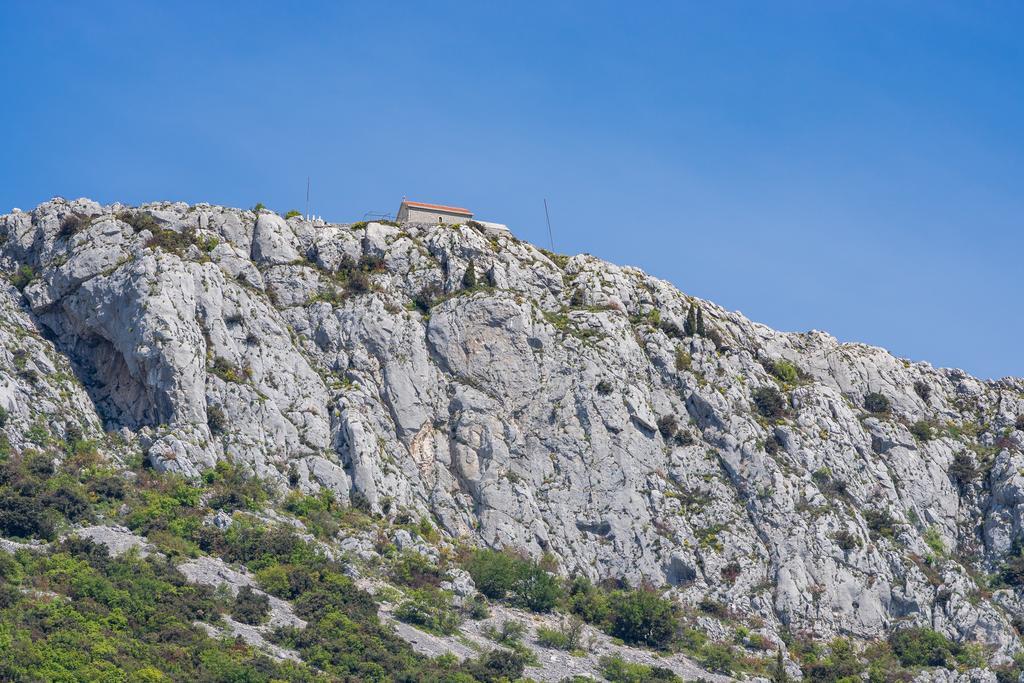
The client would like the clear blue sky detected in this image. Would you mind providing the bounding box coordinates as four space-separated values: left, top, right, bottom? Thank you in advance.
3 2 1022 378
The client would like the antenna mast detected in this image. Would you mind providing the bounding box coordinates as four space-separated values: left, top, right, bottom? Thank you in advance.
543 198 555 251
305 176 311 220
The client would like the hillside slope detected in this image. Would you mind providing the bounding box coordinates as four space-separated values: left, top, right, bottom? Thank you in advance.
3 197 1024 680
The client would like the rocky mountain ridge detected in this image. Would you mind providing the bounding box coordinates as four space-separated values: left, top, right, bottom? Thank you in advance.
3 197 1024 678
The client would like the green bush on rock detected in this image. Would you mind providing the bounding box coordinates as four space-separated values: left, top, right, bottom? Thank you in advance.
752 386 788 420
464 549 562 613
232 585 270 625
864 392 891 415
888 627 955 667
607 588 678 648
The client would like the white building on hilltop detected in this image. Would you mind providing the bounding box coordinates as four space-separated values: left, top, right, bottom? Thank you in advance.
396 199 510 234
397 200 473 225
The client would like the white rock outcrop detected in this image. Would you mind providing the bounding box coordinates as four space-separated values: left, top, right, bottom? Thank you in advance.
4 197 1024 662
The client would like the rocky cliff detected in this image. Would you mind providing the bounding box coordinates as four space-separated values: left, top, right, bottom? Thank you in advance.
3 198 1024 676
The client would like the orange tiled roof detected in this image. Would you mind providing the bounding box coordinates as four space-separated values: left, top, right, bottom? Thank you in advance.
401 200 472 215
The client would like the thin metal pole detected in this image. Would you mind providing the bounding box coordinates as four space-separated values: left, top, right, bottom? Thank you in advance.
543 198 554 251
305 177 310 220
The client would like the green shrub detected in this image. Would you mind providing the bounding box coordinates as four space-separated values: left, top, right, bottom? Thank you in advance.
206 404 226 434
464 549 562 613
1016 415 1024 432
675 347 692 371
1000 540 1024 587
394 587 461 635
198 520 313 570
204 460 270 512
770 359 799 384
252 202 267 213
948 452 977 494
482 619 526 645
11 264 35 291
117 210 160 233
26 418 49 445
567 575 610 625
684 306 697 337
600 654 679 682
659 319 684 340
956 642 987 669
803 638 863 681
231 585 270 625
812 467 847 497
596 379 614 395
412 283 442 314
657 415 678 439
466 594 490 620
753 386 788 420
466 549 520 600
833 529 861 552
697 596 729 618
865 509 897 541
88 474 126 501
347 269 370 295
0 492 56 540
910 420 934 441
888 627 954 667
607 589 677 648
864 392 891 415
197 234 219 252
463 648 527 682
535 625 571 650
462 260 477 289
914 380 932 403
280 489 353 540
598 655 679 683
146 228 196 256
58 213 90 238
390 551 446 589
923 526 945 555
255 563 291 597
700 643 738 674
536 616 584 651
284 210 301 219
209 356 244 383
45 485 91 523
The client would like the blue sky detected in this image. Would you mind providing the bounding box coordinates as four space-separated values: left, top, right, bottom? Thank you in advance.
2 2 1022 378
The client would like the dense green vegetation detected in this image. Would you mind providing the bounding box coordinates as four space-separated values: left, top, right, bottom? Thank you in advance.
0 537 316 682
0 432 529 681
0 421 1017 681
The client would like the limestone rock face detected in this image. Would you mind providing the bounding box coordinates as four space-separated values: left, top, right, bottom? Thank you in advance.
5 197 1024 661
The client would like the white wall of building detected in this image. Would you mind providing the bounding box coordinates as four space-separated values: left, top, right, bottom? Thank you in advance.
399 205 473 225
